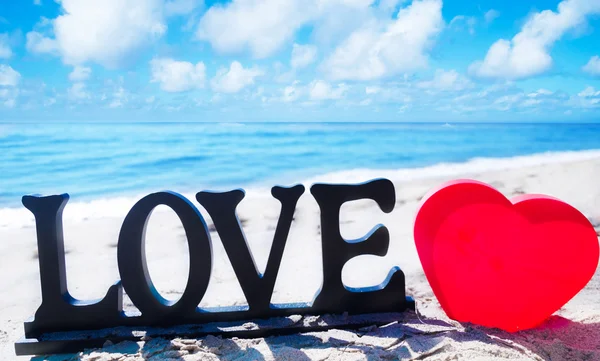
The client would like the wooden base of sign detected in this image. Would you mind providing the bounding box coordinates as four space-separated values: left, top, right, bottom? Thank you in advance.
16 300 415 356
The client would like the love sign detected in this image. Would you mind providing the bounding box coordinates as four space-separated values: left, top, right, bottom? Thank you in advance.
15 179 414 356
414 180 599 332
14 178 599 356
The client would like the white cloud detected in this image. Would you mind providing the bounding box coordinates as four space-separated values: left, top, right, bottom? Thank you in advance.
291 43 317 69
0 65 20 86
281 82 302 102
359 83 414 104
146 95 156 103
583 56 600 76
521 89 564 108
0 33 12 58
196 0 313 58
165 0 202 16
417 69 473 91
311 0 379 47
365 86 381 94
26 31 58 54
109 86 127 108
322 0 375 7
573 86 600 108
470 0 600 80
493 94 524 110
43 97 56 107
527 89 553 97
378 0 405 12
195 0 386 58
309 80 348 100
211 61 264 93
34 0 42 5
150 57 206 92
484 9 500 24
449 15 476 34
275 70 295 84
321 0 443 81
68 66 92 81
0 87 19 108
522 98 543 107
578 86 600 98
26 0 167 68
443 82 573 113
68 82 90 100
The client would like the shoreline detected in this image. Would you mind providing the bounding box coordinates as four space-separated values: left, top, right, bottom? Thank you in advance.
1 153 599 360
2 148 600 229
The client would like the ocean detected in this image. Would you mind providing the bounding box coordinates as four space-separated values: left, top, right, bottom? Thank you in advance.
2 122 600 227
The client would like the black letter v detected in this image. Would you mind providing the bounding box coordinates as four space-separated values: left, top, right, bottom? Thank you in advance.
196 185 304 315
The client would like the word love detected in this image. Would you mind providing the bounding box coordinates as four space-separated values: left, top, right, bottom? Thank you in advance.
17 179 414 355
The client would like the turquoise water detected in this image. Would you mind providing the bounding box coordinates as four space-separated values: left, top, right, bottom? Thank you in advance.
2 122 600 211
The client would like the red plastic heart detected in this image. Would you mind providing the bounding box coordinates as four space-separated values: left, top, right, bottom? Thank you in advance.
413 179 599 332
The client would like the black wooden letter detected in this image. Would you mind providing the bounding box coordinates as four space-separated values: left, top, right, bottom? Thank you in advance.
22 194 122 337
118 191 212 324
196 185 304 315
310 179 412 314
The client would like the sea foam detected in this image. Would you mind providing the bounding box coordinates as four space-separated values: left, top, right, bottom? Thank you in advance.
2 149 599 230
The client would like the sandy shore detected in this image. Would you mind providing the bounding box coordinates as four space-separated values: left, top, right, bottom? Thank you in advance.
1 155 599 360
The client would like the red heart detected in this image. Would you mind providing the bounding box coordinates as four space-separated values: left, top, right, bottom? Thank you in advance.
413 179 599 332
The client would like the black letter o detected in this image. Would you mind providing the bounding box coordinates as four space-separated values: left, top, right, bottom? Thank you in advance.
117 192 212 323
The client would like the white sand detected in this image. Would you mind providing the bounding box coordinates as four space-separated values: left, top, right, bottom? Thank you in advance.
1 155 599 360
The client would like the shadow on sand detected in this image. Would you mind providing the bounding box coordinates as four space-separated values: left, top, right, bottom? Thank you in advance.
29 314 600 360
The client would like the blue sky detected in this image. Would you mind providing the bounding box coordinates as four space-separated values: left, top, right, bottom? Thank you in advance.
0 0 599 122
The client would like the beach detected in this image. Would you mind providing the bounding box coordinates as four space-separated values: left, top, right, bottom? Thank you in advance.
1 152 599 360
2 0 600 358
